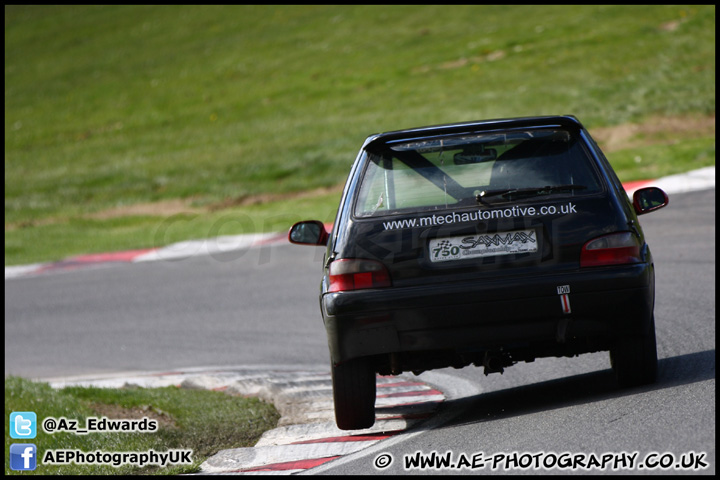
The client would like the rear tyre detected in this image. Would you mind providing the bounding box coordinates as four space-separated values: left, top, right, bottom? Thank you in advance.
331 357 376 430
610 315 658 388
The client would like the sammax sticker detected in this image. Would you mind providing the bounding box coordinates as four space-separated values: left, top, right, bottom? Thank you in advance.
429 229 538 263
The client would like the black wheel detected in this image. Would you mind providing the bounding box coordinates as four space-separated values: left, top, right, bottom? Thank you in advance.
610 315 658 388
331 357 376 430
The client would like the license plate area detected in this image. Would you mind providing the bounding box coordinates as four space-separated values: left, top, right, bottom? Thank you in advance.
428 229 538 263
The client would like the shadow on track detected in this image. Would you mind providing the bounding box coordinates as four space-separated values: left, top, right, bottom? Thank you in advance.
423 349 715 430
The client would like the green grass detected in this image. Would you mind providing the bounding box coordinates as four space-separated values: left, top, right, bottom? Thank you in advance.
5 376 280 475
609 138 716 182
4 5 716 265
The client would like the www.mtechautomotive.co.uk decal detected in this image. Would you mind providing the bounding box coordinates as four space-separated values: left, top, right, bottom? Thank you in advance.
381 202 578 231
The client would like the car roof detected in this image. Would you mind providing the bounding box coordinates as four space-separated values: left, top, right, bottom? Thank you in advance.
362 115 585 150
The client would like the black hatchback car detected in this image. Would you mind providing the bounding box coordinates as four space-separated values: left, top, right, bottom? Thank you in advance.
289 116 668 430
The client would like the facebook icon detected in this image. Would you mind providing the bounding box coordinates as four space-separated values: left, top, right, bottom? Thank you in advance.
10 443 37 471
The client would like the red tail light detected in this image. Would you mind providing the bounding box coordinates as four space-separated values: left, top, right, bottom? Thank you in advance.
580 232 642 267
328 259 391 292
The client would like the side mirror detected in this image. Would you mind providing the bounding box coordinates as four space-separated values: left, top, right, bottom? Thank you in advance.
288 220 329 246
633 187 669 215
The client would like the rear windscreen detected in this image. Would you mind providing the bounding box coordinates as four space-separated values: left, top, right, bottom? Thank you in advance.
355 129 603 218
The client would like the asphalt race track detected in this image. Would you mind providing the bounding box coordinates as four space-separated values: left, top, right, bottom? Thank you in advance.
4 187 715 475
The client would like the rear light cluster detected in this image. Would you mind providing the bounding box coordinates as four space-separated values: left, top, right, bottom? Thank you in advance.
327 234 642 290
580 232 642 267
328 259 391 292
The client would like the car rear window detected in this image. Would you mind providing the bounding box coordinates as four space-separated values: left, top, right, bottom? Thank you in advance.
354 128 603 218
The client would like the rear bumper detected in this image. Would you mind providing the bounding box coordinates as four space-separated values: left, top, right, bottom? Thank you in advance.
321 263 655 365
